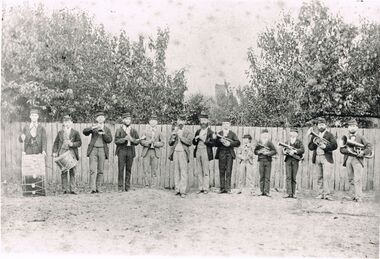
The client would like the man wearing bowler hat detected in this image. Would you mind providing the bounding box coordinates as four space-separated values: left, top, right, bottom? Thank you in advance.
214 117 241 194
340 119 372 202
19 108 47 155
193 112 215 194
53 115 82 194
308 117 337 200
83 111 113 193
115 112 140 192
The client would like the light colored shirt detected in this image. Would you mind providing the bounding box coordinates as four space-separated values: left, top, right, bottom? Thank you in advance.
29 122 38 137
175 129 184 151
316 130 326 155
122 125 131 146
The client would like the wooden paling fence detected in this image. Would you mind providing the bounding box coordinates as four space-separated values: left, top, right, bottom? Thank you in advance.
1 122 379 193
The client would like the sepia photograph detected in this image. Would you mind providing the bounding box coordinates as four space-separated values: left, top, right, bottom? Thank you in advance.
1 0 379 258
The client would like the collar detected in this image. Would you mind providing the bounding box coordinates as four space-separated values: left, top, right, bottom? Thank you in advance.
30 122 38 128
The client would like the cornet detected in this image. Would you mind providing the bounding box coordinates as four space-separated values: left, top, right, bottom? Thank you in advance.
341 136 373 159
216 133 233 146
279 142 303 161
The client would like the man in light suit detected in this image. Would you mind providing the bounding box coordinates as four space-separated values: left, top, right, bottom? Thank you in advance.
53 115 82 194
140 114 164 187
169 115 193 198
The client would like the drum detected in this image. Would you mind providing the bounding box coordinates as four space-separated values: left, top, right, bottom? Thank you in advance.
54 151 77 171
21 154 46 196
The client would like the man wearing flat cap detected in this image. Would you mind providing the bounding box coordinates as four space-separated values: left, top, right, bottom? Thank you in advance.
214 117 241 194
53 115 82 194
340 119 372 202
83 111 113 193
193 112 215 194
140 113 165 187
115 112 140 192
282 128 304 198
19 108 47 155
308 117 337 200
169 115 193 198
254 129 277 197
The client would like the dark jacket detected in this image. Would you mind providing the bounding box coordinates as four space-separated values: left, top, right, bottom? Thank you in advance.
214 130 240 159
308 130 337 164
254 140 277 162
168 128 193 162
284 139 305 162
19 124 47 154
192 127 215 161
114 126 140 158
340 133 371 167
83 126 113 159
53 128 82 160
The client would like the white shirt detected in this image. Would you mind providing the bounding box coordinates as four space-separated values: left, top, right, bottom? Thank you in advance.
122 125 131 146
29 122 38 137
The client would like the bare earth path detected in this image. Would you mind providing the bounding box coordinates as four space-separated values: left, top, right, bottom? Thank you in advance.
1 188 379 257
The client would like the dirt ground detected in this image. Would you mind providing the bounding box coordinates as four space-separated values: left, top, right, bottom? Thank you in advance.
1 187 379 258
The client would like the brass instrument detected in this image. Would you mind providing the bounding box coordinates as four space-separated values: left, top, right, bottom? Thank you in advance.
92 124 104 133
241 144 254 162
341 136 373 159
279 142 303 161
310 131 330 147
216 133 233 146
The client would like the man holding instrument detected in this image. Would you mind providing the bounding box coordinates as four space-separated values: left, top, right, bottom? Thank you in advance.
254 129 277 197
115 112 141 192
19 108 47 155
214 118 240 194
83 111 113 194
53 115 82 194
340 119 372 202
282 128 304 199
308 117 337 200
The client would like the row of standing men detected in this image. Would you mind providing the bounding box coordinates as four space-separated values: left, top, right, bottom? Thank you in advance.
19 109 372 201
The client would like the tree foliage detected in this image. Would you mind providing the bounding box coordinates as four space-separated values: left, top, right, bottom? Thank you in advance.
1 4 187 123
243 0 380 127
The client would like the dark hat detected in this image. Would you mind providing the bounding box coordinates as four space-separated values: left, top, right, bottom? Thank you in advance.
289 127 299 133
261 128 269 133
316 117 326 124
177 114 187 120
30 108 39 115
122 112 132 118
221 115 230 122
62 115 72 122
243 134 252 140
94 111 106 117
149 113 158 120
347 119 358 126
199 112 209 119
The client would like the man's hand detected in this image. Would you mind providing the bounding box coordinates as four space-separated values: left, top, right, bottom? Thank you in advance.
357 151 364 158
21 134 26 141
53 153 57 157
67 141 73 147
212 133 217 139
319 143 327 149
195 135 200 141
42 151 46 156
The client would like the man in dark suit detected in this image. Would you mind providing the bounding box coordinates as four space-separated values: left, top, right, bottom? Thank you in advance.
340 119 372 202
83 111 113 194
214 118 240 194
115 112 140 192
283 128 305 199
254 129 277 197
193 113 215 194
53 115 82 194
308 117 337 200
19 108 47 155
169 115 193 198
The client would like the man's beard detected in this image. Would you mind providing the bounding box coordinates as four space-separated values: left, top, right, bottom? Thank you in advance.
123 122 131 127
200 123 208 129
349 129 357 134
178 124 184 129
318 127 326 132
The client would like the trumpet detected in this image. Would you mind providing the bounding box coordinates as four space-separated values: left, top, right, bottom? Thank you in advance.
216 133 233 146
310 131 330 147
341 136 373 159
279 142 303 161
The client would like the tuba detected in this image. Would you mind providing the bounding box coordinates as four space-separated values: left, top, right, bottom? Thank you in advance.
341 136 373 159
310 131 330 147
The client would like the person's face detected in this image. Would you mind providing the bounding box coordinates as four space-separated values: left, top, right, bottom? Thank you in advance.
200 118 208 128
96 115 105 123
149 119 158 127
222 122 230 130
261 132 269 141
289 131 298 139
30 113 39 122
63 120 72 128
348 124 358 134
243 138 250 145
177 119 185 127
123 117 132 126
317 123 326 132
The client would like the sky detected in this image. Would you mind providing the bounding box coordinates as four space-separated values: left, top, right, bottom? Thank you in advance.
4 0 380 96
